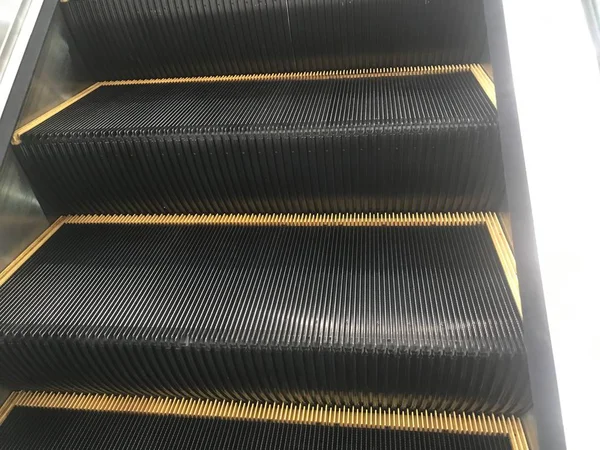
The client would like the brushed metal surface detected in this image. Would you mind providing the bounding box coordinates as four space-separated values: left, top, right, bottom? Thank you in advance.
0 147 48 272
486 1 600 449
17 6 92 128
0 0 39 120
0 0 27 76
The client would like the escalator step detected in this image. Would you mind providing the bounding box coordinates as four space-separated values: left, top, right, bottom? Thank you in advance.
0 213 530 414
13 68 503 215
60 0 489 80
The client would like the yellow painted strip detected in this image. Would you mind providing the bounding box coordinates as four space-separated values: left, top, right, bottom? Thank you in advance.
11 83 103 145
499 211 514 249
102 64 473 86
484 212 522 317
0 217 66 287
471 64 497 107
0 392 20 424
0 391 527 450
63 212 486 227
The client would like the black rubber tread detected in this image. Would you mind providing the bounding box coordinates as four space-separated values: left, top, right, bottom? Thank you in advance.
0 222 530 414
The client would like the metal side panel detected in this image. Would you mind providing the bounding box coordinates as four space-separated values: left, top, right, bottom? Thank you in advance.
0 147 48 272
16 2 91 129
1 0 92 161
485 1 600 450
0 146 48 397
0 0 51 163
0 0 59 396
0 0 93 269
0 0 35 112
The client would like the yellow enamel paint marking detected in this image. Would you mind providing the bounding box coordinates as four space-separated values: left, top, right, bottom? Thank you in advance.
12 64 491 144
471 64 497 107
0 392 527 449
63 212 486 227
499 211 514 249
484 212 522 317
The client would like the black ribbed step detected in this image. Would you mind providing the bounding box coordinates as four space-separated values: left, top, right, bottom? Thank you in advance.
0 220 530 414
61 0 488 80
0 407 512 450
15 70 503 215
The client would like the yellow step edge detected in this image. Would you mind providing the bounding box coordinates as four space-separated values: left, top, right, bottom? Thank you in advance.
0 391 528 450
100 64 473 85
499 212 515 249
62 212 487 226
11 64 493 145
0 212 521 317
485 212 522 315
470 64 497 107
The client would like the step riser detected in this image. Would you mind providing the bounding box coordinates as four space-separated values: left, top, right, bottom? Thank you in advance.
61 0 488 80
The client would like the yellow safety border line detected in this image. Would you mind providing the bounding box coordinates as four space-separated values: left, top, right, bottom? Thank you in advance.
499 212 515 249
484 214 521 316
11 64 493 145
0 212 521 316
100 64 472 85
63 212 486 226
0 392 528 450
470 64 497 107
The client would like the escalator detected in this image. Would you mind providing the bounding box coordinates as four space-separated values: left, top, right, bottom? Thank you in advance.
0 0 563 448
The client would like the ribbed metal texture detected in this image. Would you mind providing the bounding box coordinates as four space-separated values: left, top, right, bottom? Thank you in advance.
0 407 512 450
0 222 530 414
15 71 503 215
61 0 488 80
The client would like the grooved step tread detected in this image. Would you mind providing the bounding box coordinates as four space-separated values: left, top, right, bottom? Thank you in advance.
0 214 529 414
